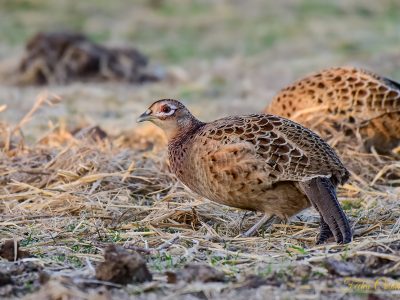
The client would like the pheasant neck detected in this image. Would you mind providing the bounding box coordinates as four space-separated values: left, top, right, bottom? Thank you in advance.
169 117 205 144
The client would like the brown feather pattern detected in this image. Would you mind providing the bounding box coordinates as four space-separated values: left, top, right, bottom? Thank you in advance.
265 67 400 153
168 113 348 219
139 99 352 243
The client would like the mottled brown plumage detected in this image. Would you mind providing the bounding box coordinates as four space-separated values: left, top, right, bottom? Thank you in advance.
265 67 400 153
138 99 352 244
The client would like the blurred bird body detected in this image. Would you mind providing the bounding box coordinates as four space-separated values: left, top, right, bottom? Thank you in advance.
265 67 400 154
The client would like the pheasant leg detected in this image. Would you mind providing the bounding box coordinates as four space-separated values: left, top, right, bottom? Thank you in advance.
316 217 334 244
299 177 352 244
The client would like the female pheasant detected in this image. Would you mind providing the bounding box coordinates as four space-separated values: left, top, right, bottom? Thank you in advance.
138 99 352 244
265 67 400 154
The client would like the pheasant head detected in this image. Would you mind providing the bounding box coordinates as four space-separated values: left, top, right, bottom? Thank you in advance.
137 99 201 140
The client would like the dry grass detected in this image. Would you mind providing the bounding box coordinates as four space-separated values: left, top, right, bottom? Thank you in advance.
1 1 400 299
1 92 400 300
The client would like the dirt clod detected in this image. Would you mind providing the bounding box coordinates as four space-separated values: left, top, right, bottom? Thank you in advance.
166 264 226 283
235 275 267 290
0 240 31 261
0 272 13 286
324 259 361 277
16 31 161 85
0 261 43 297
95 245 152 284
73 125 108 142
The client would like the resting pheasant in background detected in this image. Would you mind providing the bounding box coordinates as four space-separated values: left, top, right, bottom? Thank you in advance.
265 67 400 154
138 99 352 244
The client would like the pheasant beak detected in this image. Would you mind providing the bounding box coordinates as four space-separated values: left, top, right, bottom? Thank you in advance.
137 109 155 123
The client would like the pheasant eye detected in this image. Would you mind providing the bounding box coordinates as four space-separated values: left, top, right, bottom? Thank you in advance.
162 106 171 113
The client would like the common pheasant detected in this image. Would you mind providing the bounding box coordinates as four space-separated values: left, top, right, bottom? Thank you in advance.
138 99 352 244
265 67 400 154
